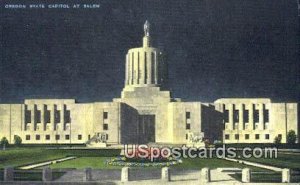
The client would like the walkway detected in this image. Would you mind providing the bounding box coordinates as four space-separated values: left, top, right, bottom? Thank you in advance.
19 156 77 170
223 157 282 172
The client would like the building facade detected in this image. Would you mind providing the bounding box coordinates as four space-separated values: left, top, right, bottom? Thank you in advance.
0 21 298 145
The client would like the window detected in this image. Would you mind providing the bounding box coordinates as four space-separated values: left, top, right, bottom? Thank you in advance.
55 135 60 140
65 135 70 140
65 109 71 123
278 134 282 139
26 135 30 140
45 108 50 123
265 134 270 140
186 123 191 130
254 109 259 123
36 109 41 123
88 135 91 140
186 112 191 119
225 134 230 140
245 134 250 140
244 110 249 123
255 134 260 140
106 134 108 140
25 109 31 123
264 109 269 123
55 109 60 123
45 135 50 140
78 135 82 140
235 134 239 140
103 112 108 119
36 135 40 140
103 124 108 130
224 110 229 122
186 134 188 140
233 110 239 123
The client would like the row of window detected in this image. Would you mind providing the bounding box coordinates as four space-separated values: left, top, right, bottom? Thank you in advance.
25 105 71 124
25 134 82 141
224 134 278 140
223 106 269 123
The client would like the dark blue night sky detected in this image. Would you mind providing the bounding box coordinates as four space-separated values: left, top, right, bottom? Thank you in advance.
1 0 299 103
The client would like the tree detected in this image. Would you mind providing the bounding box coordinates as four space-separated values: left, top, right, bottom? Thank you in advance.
0 137 9 147
14 135 22 146
287 130 297 144
274 135 282 144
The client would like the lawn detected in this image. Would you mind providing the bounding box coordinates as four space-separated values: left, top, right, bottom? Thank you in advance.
1 147 298 172
238 153 300 170
0 148 65 169
49 156 267 171
0 147 120 169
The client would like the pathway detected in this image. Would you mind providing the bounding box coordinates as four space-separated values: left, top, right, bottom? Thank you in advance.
19 156 77 170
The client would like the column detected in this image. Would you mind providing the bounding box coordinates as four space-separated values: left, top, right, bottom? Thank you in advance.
131 52 134 85
242 168 251 183
161 167 170 182
83 168 92 181
61 104 65 131
51 105 55 131
154 51 158 84
259 103 264 130
125 54 129 85
4 167 14 181
239 104 244 130
200 168 211 184
23 105 26 130
140 51 145 85
42 167 52 182
121 167 130 182
41 105 45 131
229 104 234 130
134 51 139 84
147 51 152 84
282 168 290 183
30 104 35 131
128 53 132 85
249 104 254 130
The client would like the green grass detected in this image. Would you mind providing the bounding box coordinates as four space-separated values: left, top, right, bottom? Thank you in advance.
0 147 120 169
0 148 65 169
1 147 298 172
238 153 300 170
50 157 119 169
174 158 267 171
49 157 268 171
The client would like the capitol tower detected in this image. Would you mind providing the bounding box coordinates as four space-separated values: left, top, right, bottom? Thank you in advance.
116 21 174 116
123 21 168 91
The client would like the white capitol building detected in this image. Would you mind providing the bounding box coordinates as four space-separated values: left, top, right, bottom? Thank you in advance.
0 21 298 146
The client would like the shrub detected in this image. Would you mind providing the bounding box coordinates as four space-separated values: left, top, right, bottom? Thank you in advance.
14 135 22 146
274 135 282 144
0 137 9 147
287 130 297 144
